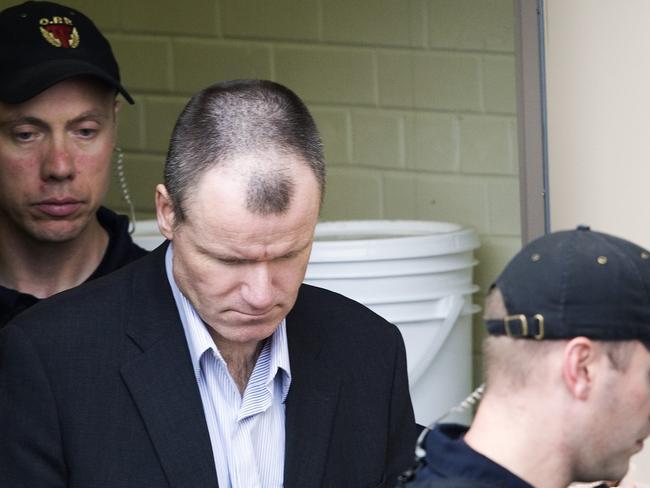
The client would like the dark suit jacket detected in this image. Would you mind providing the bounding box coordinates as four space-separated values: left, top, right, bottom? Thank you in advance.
0 243 416 487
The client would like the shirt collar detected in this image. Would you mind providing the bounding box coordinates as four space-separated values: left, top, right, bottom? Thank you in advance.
268 315 292 401
164 244 291 397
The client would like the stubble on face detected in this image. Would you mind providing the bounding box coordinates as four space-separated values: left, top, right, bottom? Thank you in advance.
574 342 650 483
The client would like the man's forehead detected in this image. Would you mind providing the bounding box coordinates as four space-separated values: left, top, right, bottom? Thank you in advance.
3 76 115 108
0 77 116 120
177 192 318 262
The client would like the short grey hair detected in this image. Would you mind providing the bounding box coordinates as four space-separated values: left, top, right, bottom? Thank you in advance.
164 79 325 222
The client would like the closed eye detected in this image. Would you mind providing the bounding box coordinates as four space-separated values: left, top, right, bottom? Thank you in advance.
76 127 98 138
14 130 38 142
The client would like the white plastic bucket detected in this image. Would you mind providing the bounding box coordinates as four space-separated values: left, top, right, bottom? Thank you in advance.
305 220 480 425
132 220 165 250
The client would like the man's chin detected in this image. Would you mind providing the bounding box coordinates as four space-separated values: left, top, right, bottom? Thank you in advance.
26 220 89 244
208 321 283 348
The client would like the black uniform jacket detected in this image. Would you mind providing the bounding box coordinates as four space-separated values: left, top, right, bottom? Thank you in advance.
401 424 533 488
0 206 147 327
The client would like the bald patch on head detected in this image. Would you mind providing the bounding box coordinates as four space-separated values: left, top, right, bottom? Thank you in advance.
246 170 295 215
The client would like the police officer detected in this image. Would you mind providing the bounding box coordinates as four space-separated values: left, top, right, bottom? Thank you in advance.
400 227 650 488
0 1 146 326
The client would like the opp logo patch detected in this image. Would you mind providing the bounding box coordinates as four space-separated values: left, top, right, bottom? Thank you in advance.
39 16 79 48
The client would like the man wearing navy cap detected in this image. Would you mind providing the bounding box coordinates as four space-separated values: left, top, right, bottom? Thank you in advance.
400 226 650 488
0 1 146 326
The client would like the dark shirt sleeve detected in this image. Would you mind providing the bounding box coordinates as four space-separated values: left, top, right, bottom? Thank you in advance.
0 326 66 488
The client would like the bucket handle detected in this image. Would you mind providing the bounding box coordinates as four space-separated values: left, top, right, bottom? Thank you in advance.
408 294 464 388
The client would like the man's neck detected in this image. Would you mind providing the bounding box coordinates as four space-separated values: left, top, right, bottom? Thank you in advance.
0 217 109 299
463 393 571 488
213 337 265 395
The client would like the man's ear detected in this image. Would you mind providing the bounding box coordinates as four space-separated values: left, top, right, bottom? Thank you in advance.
113 98 122 116
562 337 599 400
110 98 122 145
155 184 176 241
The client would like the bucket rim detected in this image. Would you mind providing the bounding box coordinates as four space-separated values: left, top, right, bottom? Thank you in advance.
390 303 481 324
311 220 479 261
348 284 480 305
306 258 478 279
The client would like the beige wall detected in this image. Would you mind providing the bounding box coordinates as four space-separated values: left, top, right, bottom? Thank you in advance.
545 0 650 247
2 0 521 381
543 1 650 481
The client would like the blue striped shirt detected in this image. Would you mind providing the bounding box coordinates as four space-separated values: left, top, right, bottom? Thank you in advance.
165 245 292 487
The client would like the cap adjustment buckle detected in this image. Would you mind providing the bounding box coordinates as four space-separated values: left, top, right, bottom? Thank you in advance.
502 314 545 340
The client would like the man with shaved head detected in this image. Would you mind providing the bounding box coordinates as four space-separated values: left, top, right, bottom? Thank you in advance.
0 79 417 487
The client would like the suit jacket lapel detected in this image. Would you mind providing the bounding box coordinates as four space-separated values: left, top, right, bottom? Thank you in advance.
120 245 219 488
283 293 342 488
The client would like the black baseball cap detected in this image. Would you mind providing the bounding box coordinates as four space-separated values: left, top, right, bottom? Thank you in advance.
0 1 133 104
486 226 650 345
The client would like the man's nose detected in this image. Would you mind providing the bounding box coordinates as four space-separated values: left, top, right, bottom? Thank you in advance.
241 263 275 311
41 138 75 181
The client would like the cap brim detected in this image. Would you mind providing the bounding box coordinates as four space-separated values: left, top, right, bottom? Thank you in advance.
0 59 134 104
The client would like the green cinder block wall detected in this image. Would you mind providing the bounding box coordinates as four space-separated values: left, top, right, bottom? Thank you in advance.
1 0 522 388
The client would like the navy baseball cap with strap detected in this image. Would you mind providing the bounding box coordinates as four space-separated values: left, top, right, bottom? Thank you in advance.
486 226 650 346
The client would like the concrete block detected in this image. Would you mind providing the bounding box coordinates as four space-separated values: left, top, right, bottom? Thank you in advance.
275 46 375 105
415 176 489 233
459 116 514 175
377 53 414 108
121 0 218 35
351 110 404 169
471 350 484 388
106 153 164 215
117 95 144 151
405 113 457 172
413 54 482 111
323 0 423 47
36 1 121 31
311 108 351 164
143 96 189 153
486 177 521 236
320 168 382 220
383 173 418 219
473 234 521 295
509 120 518 172
427 0 515 52
173 39 271 94
378 52 481 111
483 55 516 114
108 35 172 92
408 0 428 48
222 0 319 41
